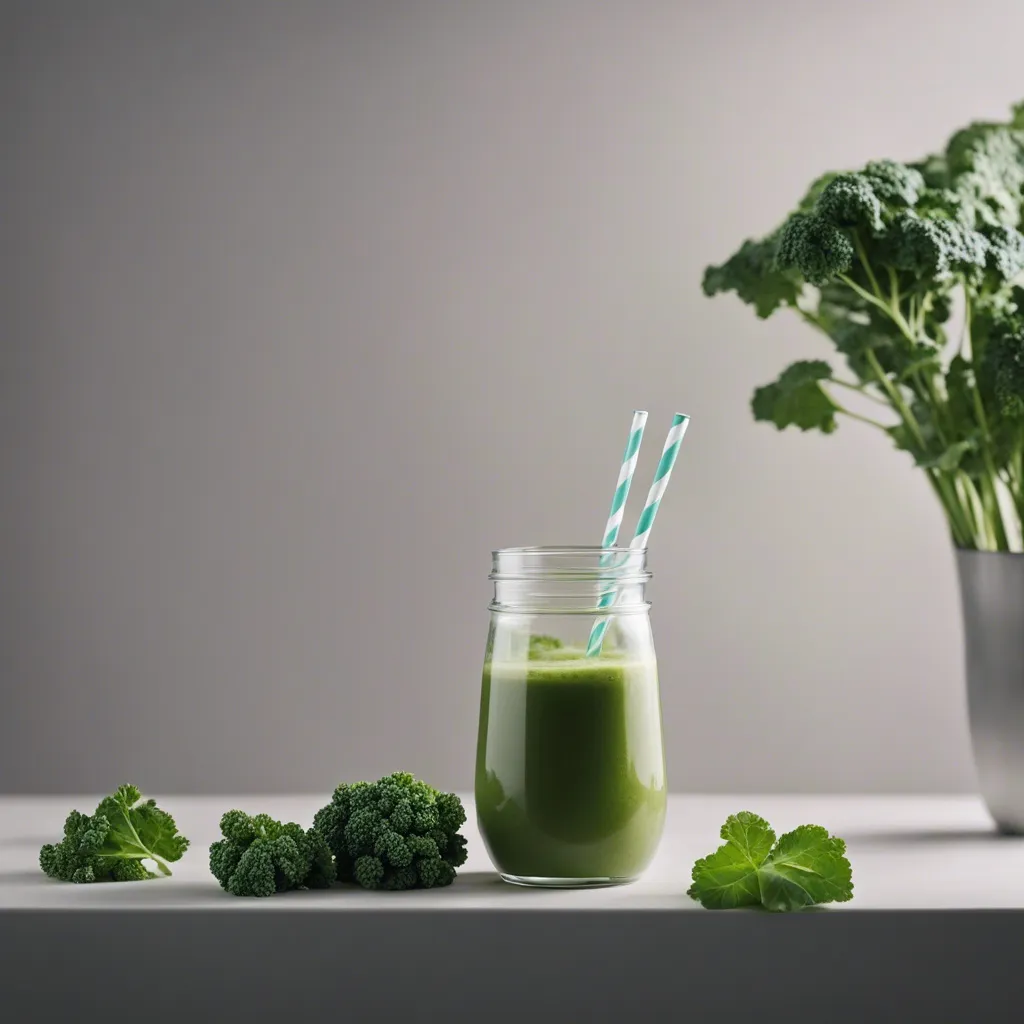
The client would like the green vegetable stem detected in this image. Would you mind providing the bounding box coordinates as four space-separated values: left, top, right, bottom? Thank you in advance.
704 103 1024 551
688 812 853 912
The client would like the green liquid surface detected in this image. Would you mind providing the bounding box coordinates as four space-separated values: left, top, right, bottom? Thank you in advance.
475 651 666 880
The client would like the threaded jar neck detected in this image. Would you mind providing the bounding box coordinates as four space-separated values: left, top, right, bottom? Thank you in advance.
489 546 651 614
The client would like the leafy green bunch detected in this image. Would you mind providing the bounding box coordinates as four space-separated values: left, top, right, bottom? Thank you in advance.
704 102 1024 550
688 811 853 912
313 772 468 890
39 784 189 883
209 811 336 897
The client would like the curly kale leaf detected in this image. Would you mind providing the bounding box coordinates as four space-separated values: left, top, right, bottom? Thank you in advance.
752 359 838 433
209 810 336 897
313 772 468 890
688 812 853 912
702 235 802 318
39 810 146 883
95 784 190 876
39 785 189 883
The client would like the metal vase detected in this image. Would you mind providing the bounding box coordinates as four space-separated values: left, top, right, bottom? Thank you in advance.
956 549 1024 833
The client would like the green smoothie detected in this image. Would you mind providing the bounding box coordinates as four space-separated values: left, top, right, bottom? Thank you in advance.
475 646 666 881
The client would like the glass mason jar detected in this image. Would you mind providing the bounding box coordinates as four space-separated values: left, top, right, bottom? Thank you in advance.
475 546 666 887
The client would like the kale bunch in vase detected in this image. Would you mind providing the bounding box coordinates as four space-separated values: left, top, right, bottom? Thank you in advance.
704 101 1024 832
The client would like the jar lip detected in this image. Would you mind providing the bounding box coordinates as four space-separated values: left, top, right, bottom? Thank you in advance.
490 545 651 583
493 545 646 556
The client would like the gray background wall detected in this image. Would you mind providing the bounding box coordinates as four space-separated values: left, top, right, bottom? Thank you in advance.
4 0 1022 794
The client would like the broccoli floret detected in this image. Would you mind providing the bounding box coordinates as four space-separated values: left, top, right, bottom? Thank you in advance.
780 167 990 288
945 119 1024 228
815 173 885 232
209 810 336 897
982 323 1024 417
983 225 1024 283
863 160 925 207
886 211 990 280
313 772 468 890
39 785 189 883
895 191 1024 288
775 213 854 285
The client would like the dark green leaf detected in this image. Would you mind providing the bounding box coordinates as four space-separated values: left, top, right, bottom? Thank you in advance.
702 236 802 318
752 360 838 433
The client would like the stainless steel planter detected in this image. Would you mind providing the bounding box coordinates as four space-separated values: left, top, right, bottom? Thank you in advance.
956 549 1024 833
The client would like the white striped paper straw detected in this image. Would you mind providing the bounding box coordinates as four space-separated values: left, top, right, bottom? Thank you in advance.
601 411 648 550
587 413 690 656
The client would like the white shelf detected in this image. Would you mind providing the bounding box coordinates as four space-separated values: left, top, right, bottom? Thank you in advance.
3 793 1020 910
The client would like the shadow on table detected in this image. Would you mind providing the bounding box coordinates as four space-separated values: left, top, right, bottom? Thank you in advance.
18 880 248 902
2 874 515 905
3 870 702 908
0 873 228 898
322 871 540 902
439 872 702 909
442 871 633 897
447 870 507 893
848 828 1024 848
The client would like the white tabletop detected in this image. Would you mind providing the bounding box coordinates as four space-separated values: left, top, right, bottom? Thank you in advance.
2 793 1020 911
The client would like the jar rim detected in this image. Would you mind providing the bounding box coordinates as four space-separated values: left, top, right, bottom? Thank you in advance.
493 545 646 556
490 545 651 585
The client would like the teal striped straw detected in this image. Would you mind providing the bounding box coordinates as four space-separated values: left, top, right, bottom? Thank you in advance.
587 412 690 656
601 411 648 550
